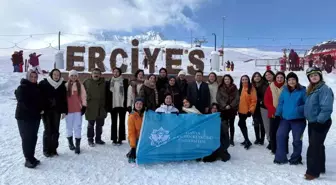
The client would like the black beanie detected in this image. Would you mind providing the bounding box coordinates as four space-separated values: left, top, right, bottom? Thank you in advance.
286 72 298 82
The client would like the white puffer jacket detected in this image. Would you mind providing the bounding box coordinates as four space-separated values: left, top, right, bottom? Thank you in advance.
155 104 179 114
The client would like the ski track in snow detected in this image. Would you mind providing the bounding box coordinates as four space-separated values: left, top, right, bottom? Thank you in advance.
1 59 336 185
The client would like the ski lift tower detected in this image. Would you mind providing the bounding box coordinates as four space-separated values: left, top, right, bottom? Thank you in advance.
194 37 208 48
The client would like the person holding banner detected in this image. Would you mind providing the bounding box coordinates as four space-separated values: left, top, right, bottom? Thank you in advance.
238 75 257 150
127 98 145 163
140 74 159 111
155 93 179 113
181 98 201 114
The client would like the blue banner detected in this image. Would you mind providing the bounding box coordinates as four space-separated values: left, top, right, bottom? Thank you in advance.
136 111 221 165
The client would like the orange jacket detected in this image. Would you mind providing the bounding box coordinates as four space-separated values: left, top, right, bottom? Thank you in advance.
238 86 257 114
128 111 143 148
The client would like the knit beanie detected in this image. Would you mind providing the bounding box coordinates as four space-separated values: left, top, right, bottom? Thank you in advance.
286 72 298 82
69 69 78 77
178 70 186 76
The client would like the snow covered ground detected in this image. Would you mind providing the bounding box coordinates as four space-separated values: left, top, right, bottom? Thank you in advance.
1 50 336 185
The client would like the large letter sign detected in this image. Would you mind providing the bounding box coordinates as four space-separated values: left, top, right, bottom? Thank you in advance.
136 111 221 165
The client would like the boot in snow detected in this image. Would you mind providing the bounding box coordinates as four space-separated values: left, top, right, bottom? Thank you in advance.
112 140 117 145
43 151 52 157
67 137 75 151
75 138 81 154
244 141 252 150
266 143 271 150
88 140 95 147
230 140 235 146
117 139 122 146
24 160 37 169
240 141 246 146
95 139 105 145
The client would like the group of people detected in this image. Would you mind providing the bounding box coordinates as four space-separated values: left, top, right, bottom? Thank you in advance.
11 50 24 72
11 51 43 74
15 66 333 181
224 60 234 71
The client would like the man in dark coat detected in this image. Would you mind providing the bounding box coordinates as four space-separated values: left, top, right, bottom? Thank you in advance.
187 70 210 114
39 68 67 157
289 49 299 71
156 67 168 104
84 68 107 146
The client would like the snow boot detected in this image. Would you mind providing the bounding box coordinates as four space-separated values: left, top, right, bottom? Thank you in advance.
43 151 52 157
67 137 75 151
266 144 271 150
117 139 122 146
304 174 318 180
244 141 252 150
88 140 95 147
112 140 117 145
24 160 37 169
75 138 81 154
230 139 235 146
33 157 40 166
95 139 105 145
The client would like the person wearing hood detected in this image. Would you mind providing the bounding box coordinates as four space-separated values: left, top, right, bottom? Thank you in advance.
15 70 43 168
207 72 218 105
304 67 334 180
262 70 275 150
65 70 87 154
216 74 239 146
155 93 179 113
163 76 182 111
187 70 210 113
39 68 67 157
127 98 145 163
106 68 129 145
264 71 287 154
83 68 107 147
157 68 169 104
139 74 159 111
181 98 201 114
251 72 268 145
127 69 145 111
176 70 188 98
274 72 306 165
238 75 257 150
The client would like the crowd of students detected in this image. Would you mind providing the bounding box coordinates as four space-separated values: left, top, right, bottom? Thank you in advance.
15 66 333 181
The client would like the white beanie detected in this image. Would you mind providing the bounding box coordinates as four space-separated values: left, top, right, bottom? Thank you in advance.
69 70 78 77
178 70 186 76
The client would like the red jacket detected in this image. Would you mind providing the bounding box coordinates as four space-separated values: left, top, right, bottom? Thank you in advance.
263 82 284 118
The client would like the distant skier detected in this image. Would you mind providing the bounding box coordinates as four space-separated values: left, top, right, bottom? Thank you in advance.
230 61 234 71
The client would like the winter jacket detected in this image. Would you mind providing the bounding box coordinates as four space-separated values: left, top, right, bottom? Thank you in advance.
128 111 143 148
29 55 41 67
156 77 168 104
216 84 239 119
106 77 128 112
65 81 87 113
304 82 334 124
140 80 158 111
208 82 218 105
254 80 268 109
155 104 179 113
238 86 257 114
275 85 306 120
176 78 188 98
264 82 285 118
187 81 210 113
164 84 183 111
182 106 201 114
39 77 67 114
12 54 20 65
127 79 144 107
15 79 43 121
83 77 107 120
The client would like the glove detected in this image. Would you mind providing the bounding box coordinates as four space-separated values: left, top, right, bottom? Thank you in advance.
246 112 252 117
127 106 132 113
81 106 86 116
128 148 136 163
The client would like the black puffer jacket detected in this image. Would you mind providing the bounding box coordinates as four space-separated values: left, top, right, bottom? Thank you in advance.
39 78 67 114
15 79 42 120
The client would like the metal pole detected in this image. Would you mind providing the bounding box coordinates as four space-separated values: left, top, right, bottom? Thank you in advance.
58 31 61 50
212 33 217 51
190 30 193 48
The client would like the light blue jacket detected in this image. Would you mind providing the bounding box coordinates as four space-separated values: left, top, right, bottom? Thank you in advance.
275 85 306 120
304 82 334 124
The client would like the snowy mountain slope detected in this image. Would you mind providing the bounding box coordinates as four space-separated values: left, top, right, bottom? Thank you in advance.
91 30 164 43
1 66 336 185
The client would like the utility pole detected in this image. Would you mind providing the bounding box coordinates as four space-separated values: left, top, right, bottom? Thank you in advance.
222 16 226 65
212 33 217 51
58 31 61 50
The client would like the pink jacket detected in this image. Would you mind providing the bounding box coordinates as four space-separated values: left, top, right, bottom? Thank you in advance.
65 81 87 113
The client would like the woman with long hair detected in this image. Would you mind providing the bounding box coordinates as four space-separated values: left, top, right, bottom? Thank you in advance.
208 72 218 104
238 75 257 150
127 69 145 112
65 70 87 154
181 98 201 114
304 67 334 180
216 74 239 146
139 74 159 111
251 72 268 145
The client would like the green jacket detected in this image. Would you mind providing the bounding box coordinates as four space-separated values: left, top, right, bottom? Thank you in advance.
83 77 107 120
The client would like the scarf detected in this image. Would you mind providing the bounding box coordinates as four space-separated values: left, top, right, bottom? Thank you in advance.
130 78 145 97
182 106 201 114
144 80 159 105
269 82 284 108
47 76 64 89
110 76 124 97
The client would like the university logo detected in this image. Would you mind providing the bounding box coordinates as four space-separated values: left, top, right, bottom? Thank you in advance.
149 127 170 147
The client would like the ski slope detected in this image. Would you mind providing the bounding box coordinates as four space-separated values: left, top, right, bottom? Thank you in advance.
0 48 335 185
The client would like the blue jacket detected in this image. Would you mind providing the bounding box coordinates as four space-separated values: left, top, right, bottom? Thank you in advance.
275 85 306 120
304 82 334 124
